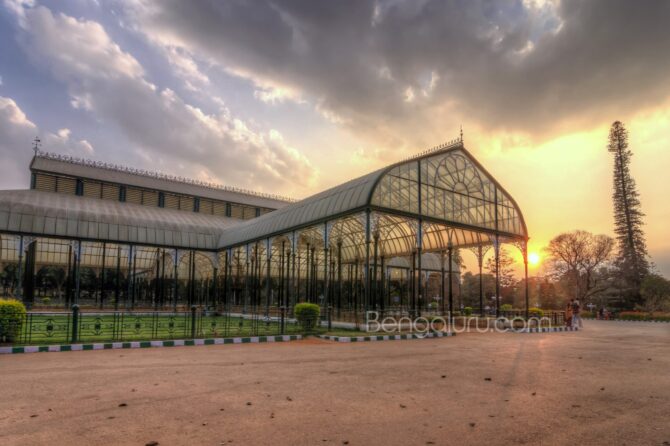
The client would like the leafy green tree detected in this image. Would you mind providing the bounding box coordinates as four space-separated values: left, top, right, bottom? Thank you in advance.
36 266 66 299
460 271 495 308
485 247 516 303
1 264 18 296
537 277 562 309
640 273 670 312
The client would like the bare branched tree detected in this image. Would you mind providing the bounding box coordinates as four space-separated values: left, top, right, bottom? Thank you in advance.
545 230 615 301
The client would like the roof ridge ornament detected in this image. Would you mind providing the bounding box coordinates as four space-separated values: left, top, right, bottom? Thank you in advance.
32 137 41 156
34 150 296 203
399 134 464 163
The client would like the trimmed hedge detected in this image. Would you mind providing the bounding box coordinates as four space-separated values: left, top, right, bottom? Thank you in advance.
500 304 513 312
529 307 544 318
618 311 670 321
463 307 473 316
0 298 27 343
294 303 320 333
619 311 650 321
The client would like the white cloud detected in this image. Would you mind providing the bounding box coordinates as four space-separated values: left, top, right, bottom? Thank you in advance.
403 86 415 103
253 86 297 104
18 7 144 82
56 128 70 139
117 0 670 154
8 3 316 194
45 127 95 155
0 96 94 188
3 0 34 24
0 96 34 129
0 96 35 189
162 46 210 91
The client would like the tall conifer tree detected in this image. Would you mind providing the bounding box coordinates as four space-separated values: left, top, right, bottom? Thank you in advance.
608 121 648 305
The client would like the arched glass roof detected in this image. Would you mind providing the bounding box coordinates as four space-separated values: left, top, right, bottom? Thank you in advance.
217 142 527 250
0 189 238 250
0 141 527 261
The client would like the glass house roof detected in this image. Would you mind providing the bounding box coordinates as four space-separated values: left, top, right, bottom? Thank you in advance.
217 142 527 251
0 189 238 250
0 141 527 257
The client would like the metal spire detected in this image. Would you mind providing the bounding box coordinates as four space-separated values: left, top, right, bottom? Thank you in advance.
32 136 41 156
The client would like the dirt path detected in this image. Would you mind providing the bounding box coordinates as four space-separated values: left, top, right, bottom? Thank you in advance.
1 321 668 445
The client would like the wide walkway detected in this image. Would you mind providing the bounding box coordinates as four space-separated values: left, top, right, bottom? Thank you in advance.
1 321 668 445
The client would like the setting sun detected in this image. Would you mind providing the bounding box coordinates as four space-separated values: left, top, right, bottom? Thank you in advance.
528 252 541 266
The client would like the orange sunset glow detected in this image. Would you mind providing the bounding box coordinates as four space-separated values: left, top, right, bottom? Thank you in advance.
2 4 670 445
1 0 669 281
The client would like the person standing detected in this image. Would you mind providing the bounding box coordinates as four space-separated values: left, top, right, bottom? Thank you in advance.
565 300 573 328
572 298 583 328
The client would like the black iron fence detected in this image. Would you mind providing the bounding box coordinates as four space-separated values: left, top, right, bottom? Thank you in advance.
499 310 565 326
1 305 317 345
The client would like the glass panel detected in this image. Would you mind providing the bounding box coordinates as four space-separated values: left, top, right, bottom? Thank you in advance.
230 204 244 219
56 177 77 194
102 183 120 201
371 162 420 214
373 149 525 237
35 174 57 192
126 187 142 205
83 180 102 198
212 202 226 216
200 199 214 215
180 196 194 212
142 190 158 207
165 194 179 210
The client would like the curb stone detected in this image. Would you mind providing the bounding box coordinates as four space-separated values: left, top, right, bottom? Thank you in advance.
0 335 302 354
516 326 579 333
318 331 455 343
582 318 670 323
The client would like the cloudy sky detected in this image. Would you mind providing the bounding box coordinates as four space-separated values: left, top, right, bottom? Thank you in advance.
1 0 669 275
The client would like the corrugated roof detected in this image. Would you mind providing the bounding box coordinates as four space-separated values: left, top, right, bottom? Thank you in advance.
30 154 291 210
0 189 240 250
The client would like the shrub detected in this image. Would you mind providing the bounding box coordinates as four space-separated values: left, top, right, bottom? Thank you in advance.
0 298 27 343
294 303 320 333
463 307 473 316
617 311 670 321
650 312 670 322
41 297 51 305
618 311 649 321
580 311 594 318
500 303 513 312
528 307 544 318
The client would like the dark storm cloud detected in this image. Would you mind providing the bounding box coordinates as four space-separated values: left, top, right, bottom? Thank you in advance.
125 0 670 141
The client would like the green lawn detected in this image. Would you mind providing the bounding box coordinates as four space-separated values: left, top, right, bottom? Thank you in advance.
321 329 416 337
11 313 305 345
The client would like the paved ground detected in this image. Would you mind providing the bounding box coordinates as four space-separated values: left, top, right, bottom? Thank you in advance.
1 321 669 446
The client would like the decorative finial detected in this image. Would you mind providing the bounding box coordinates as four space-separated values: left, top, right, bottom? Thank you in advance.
32 136 41 156
460 125 463 143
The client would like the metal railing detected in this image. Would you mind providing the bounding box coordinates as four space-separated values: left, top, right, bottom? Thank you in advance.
1 305 318 345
